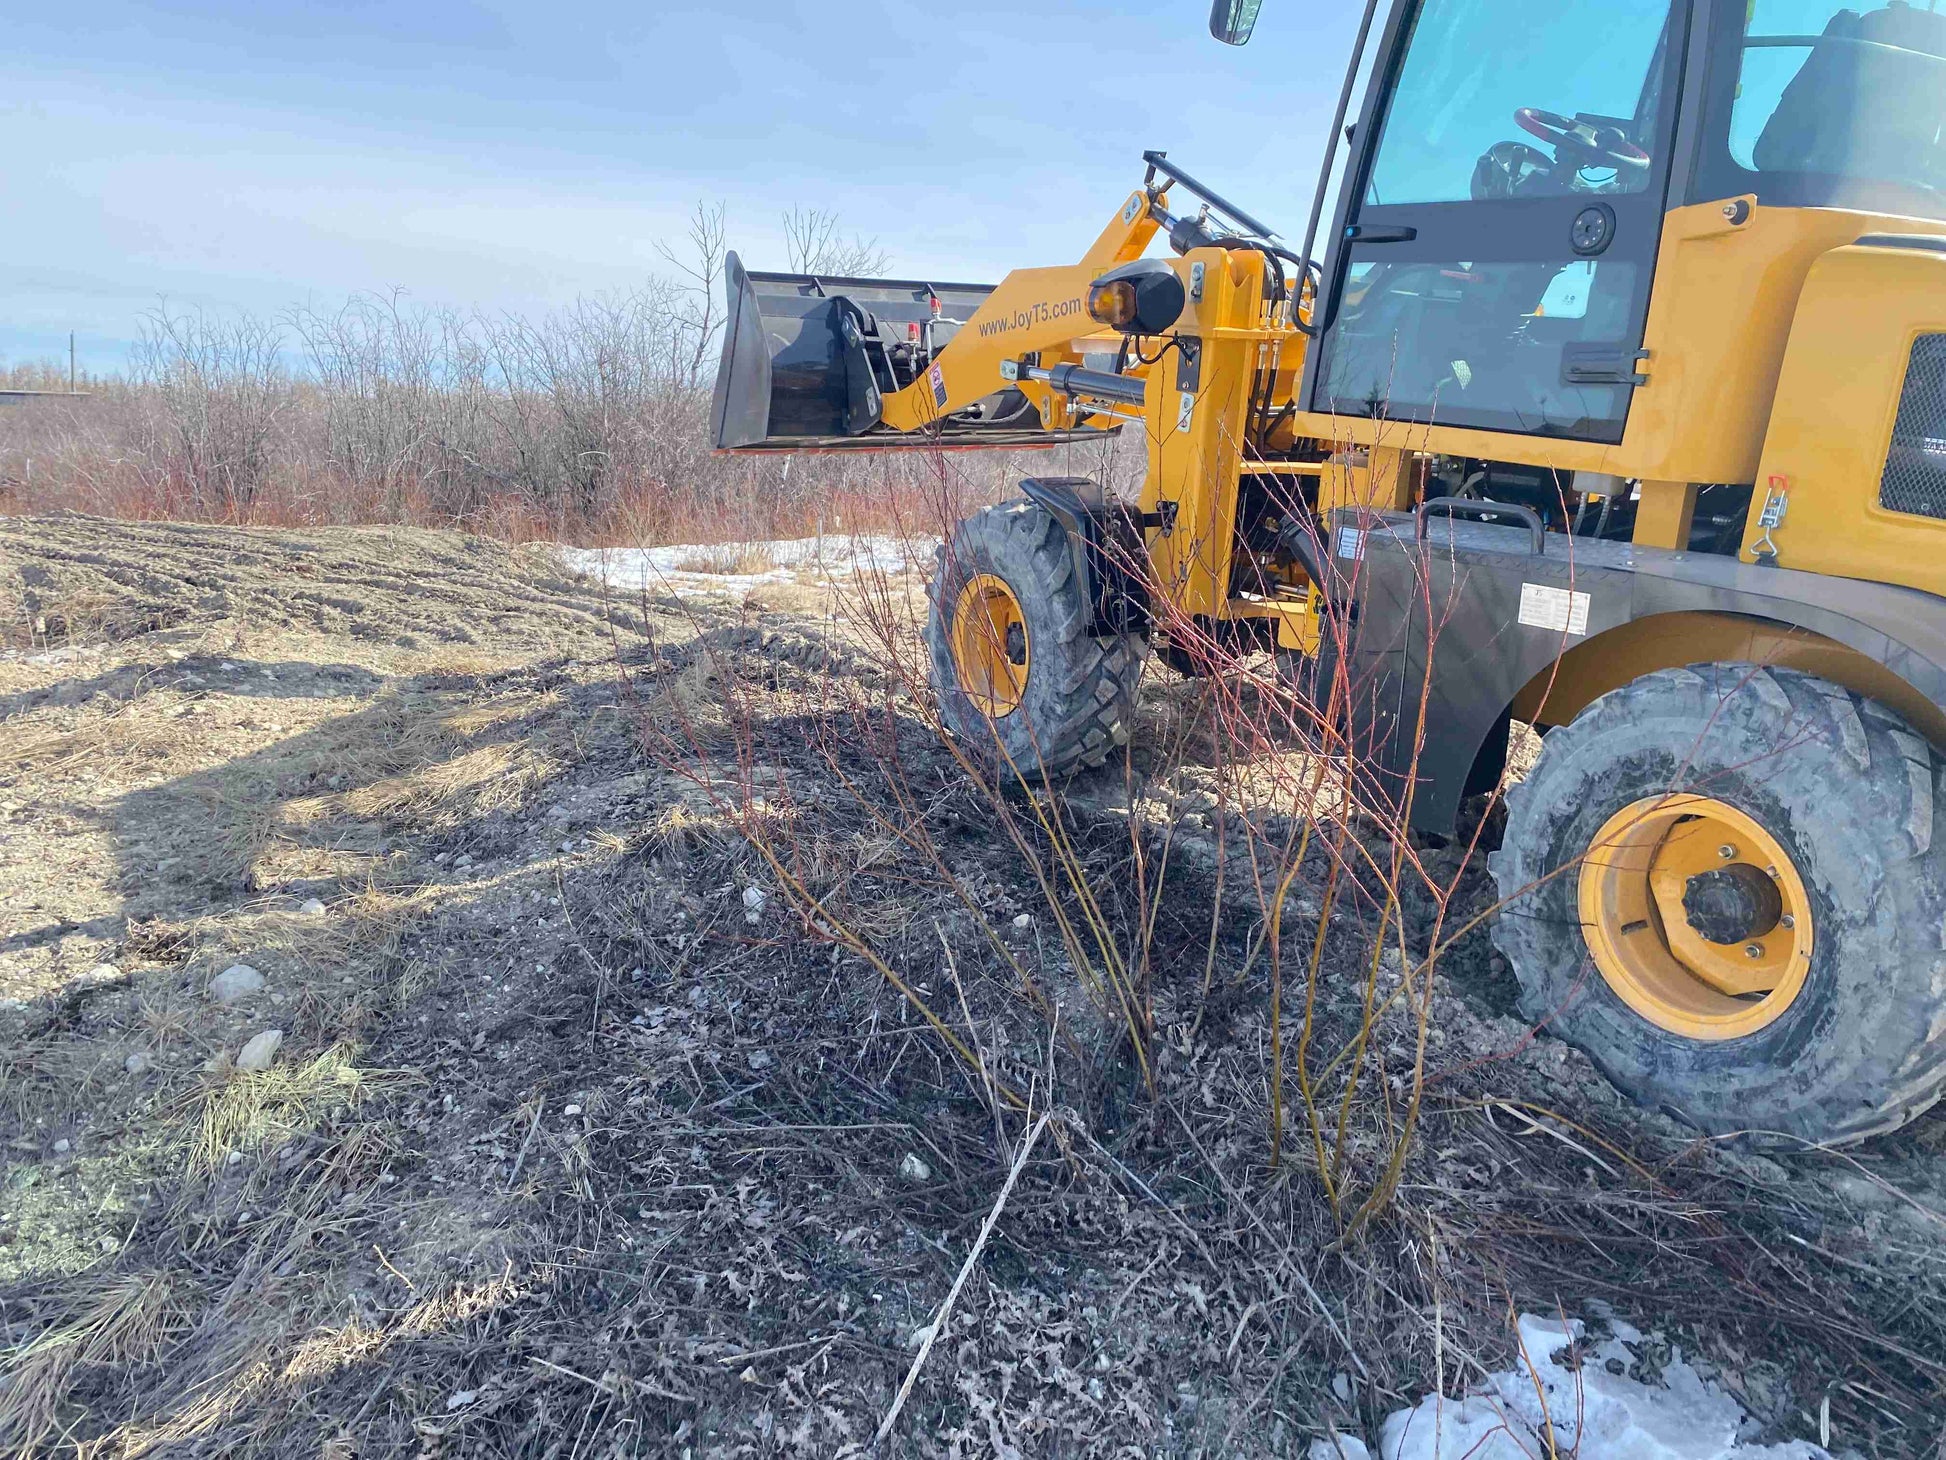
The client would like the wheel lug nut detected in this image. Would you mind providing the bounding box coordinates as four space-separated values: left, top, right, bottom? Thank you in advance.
1718 844 1737 859
1744 942 1764 959
1780 913 1795 930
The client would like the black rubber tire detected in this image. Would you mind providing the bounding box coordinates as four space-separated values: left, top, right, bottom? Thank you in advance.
1489 663 1946 1145
925 500 1147 780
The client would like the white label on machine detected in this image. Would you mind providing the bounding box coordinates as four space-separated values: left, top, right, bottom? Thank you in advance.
929 364 948 409
1518 582 1591 636
1336 526 1366 561
1176 391 1195 431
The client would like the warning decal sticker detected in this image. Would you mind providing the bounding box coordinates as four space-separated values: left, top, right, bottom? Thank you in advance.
1518 582 1591 636
929 364 948 410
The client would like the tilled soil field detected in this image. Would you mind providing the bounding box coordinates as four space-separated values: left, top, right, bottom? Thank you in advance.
2 513 1943 1457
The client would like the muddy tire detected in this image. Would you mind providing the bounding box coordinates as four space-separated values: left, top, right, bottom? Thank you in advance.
925 500 1146 779
1489 663 1946 1145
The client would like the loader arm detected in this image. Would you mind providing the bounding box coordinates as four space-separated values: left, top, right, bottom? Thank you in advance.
880 190 1167 430
711 188 1168 451
877 265 1125 430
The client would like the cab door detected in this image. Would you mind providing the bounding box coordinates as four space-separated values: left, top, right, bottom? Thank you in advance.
1305 0 1689 445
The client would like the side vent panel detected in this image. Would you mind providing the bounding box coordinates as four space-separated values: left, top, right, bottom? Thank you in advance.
1879 333 1946 521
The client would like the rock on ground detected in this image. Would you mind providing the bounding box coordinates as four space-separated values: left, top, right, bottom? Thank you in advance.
236 1029 283 1071
208 964 266 1003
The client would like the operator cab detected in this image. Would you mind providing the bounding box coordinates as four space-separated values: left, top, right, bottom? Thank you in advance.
1216 0 1946 462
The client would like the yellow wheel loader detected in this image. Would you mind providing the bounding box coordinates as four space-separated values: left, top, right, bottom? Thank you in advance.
712 0 1946 1144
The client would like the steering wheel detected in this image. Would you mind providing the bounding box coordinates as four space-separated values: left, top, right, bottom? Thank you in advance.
1514 107 1651 175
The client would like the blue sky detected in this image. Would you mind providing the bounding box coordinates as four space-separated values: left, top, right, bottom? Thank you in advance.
0 0 1361 372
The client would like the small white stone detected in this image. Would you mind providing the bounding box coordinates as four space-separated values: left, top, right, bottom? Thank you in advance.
208 964 265 1003
298 898 326 917
1011 914 1032 930
236 1029 284 1071
52 1138 71 1154
563 1103 583 1117
742 884 767 920
898 1151 932 1183
227 1149 245 1166
124 1051 154 1075
445 1389 476 1411
79 963 123 986
749 1050 773 1070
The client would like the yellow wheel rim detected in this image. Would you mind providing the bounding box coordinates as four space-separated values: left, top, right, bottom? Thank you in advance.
950 573 1030 718
1578 795 1813 1041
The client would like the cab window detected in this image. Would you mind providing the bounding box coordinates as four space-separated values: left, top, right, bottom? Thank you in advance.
1701 1 1946 215
1366 0 1678 205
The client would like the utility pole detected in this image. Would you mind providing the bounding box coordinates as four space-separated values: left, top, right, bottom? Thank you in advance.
69 333 75 394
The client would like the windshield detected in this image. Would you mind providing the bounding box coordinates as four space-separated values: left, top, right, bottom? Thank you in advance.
1702 1 1946 215
1364 0 1677 204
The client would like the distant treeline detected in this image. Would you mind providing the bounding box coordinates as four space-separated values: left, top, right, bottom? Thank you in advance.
0 206 1108 544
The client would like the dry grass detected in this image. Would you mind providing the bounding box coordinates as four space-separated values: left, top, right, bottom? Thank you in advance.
669 543 781 576
0 515 1940 1457
190 1043 375 1176
0 1273 193 1456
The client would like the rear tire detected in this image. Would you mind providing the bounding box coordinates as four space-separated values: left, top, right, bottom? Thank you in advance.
1489 663 1946 1145
926 500 1146 780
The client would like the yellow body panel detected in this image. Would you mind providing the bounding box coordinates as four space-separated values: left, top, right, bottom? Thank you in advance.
1744 242 1946 597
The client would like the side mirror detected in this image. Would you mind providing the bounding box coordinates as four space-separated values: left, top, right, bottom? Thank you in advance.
1209 0 1263 45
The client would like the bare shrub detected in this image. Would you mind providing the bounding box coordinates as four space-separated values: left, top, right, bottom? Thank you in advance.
132 304 297 517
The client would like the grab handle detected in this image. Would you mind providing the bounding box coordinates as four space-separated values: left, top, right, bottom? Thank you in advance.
1416 497 1546 555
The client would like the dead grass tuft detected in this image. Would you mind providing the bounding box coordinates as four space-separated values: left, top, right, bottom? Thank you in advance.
0 1272 191 1455
670 542 780 575
191 1044 374 1176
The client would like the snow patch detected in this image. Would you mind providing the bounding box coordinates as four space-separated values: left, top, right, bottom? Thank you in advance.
1363 1314 1828 1460
562 535 927 592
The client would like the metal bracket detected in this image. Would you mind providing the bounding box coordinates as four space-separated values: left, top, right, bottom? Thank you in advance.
1139 501 1179 537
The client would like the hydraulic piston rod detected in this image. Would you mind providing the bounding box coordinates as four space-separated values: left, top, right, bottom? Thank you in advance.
1003 359 1148 407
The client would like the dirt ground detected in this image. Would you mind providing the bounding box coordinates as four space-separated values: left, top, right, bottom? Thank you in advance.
2 513 1944 1458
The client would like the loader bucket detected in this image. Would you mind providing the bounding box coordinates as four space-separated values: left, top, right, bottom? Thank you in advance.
709 252 1108 452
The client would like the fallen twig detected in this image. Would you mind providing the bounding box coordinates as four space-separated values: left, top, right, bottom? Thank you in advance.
875 1108 1051 1445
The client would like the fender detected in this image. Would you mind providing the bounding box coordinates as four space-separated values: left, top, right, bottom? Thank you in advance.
1333 510 1946 835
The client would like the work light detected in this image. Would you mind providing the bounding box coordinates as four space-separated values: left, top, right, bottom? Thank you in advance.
1086 260 1186 336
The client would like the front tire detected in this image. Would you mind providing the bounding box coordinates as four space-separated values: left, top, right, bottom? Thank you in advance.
1489 663 1946 1145
925 500 1146 780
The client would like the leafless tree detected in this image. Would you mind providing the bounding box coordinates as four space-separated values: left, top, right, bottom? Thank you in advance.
656 200 729 390
782 206 892 278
